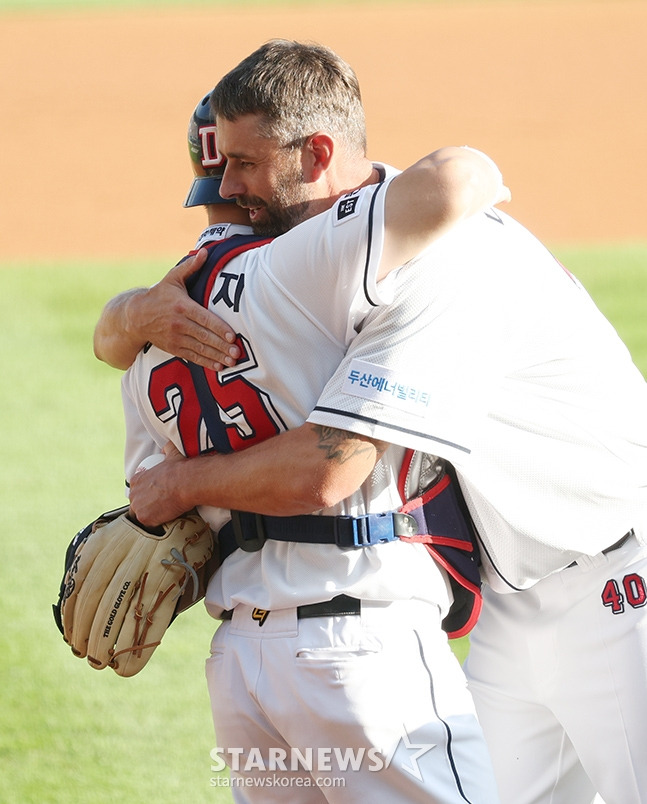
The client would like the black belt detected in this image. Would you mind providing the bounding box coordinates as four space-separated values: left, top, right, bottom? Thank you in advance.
220 594 361 621
567 529 634 568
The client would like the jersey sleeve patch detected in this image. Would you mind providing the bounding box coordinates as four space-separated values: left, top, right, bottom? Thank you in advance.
334 190 363 225
341 358 432 417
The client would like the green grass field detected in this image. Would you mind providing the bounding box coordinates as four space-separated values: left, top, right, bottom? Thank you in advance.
2 243 646 803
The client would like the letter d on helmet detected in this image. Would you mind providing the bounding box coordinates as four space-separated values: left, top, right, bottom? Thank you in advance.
183 91 235 207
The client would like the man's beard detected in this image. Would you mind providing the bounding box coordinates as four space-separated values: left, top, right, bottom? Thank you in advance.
242 164 313 237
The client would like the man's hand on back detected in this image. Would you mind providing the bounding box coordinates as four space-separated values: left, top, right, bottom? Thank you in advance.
94 248 241 370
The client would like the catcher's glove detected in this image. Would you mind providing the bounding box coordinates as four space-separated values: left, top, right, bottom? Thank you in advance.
53 506 215 677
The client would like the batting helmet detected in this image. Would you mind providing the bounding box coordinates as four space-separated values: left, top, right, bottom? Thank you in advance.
183 91 234 207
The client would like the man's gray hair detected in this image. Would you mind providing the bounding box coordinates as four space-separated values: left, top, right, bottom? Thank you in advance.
210 39 367 155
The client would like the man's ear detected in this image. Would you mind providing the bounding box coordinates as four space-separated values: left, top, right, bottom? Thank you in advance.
304 132 334 179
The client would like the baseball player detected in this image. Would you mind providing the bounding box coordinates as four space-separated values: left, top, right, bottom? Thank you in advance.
112 54 509 803
122 43 647 804
301 215 647 804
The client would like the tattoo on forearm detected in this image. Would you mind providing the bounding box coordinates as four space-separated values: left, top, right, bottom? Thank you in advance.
313 426 385 464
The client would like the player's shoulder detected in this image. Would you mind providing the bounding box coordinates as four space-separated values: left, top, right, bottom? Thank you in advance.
331 164 398 226
293 170 396 242
185 232 271 305
202 232 270 259
430 206 536 255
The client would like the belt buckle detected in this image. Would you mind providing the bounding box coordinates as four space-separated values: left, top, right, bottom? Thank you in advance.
333 512 417 548
231 510 266 552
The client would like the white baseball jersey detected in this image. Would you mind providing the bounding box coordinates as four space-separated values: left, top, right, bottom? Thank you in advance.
308 208 647 591
121 171 452 617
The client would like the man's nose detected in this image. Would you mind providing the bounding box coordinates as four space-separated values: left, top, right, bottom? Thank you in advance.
219 163 243 200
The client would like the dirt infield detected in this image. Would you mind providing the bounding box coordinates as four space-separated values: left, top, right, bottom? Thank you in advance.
2 1 645 261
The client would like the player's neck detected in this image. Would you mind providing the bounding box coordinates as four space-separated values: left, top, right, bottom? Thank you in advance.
206 205 251 227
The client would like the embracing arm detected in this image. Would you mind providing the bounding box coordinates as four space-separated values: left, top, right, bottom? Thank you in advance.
96 148 508 370
128 424 386 527
93 249 241 370
378 146 510 280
